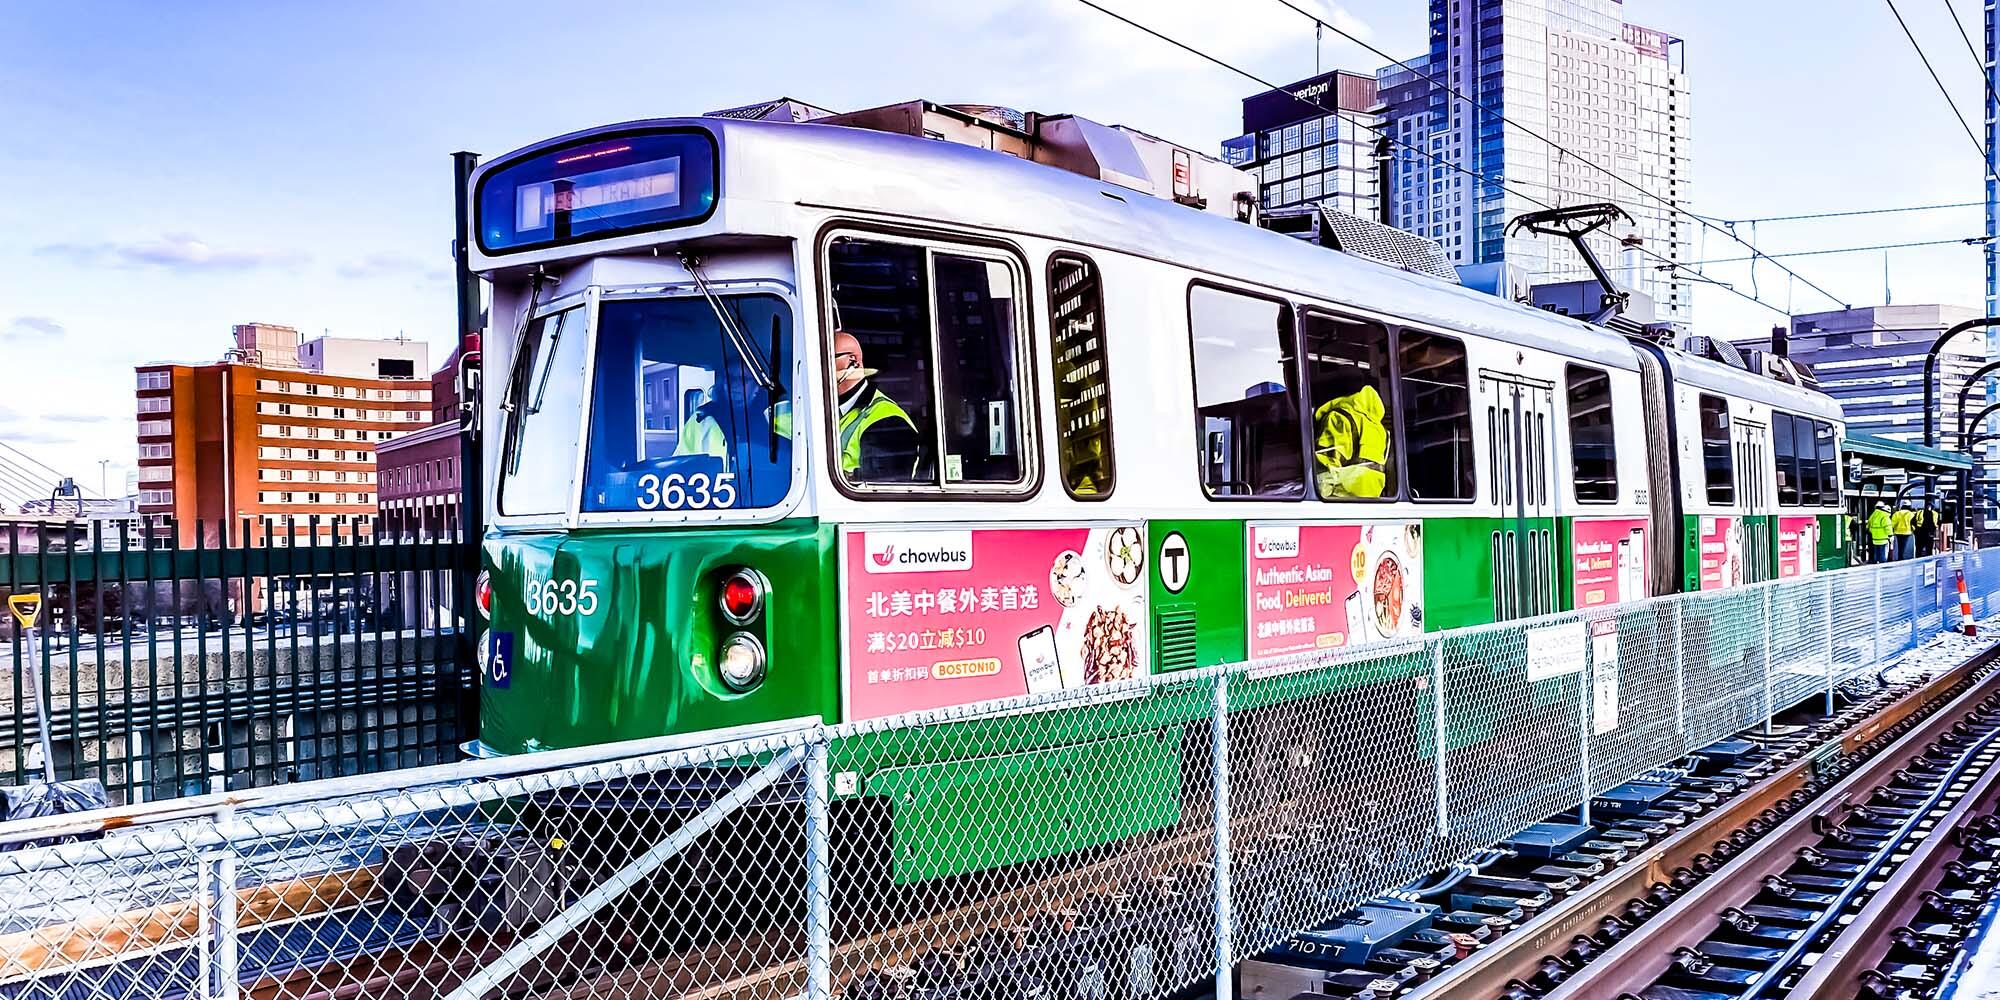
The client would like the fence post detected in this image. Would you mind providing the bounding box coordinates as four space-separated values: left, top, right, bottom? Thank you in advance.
1211 671 1233 1000
1822 575 1836 717
1673 599 1686 746
805 737 832 1000
1871 569 1883 669
1432 639 1448 838
1578 624 1592 827
207 805 239 1000
1761 584 1773 736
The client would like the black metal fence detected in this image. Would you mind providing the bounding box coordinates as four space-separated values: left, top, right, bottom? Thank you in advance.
0 516 473 805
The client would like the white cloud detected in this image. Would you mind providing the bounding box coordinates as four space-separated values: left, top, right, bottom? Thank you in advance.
36 233 308 272
337 251 451 282
1 316 64 340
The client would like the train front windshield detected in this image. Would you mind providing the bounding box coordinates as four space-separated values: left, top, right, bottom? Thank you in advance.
580 294 793 513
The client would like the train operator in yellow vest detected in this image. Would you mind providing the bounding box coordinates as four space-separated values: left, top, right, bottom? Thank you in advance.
1313 385 1390 499
831 331 921 482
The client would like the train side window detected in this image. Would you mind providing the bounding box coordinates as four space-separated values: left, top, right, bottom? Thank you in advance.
1772 412 1798 506
1564 364 1617 502
1816 420 1840 507
1047 254 1115 498
1698 393 1734 505
1302 311 1396 500
1795 415 1821 506
1400 331 1472 500
825 236 1031 492
933 253 1025 485
1189 286 1303 498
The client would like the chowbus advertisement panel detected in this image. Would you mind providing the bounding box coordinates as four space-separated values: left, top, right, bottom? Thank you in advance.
1247 522 1423 660
1778 515 1818 578
1698 516 1744 591
841 525 1148 720
1572 517 1648 608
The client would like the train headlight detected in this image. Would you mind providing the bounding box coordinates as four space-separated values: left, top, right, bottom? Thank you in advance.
717 632 767 691
475 571 492 616
718 567 768 625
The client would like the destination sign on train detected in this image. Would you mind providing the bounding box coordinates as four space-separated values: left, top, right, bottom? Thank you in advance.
476 128 717 254
514 156 681 231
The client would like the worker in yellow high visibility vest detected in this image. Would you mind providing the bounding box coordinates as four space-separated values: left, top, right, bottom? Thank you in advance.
1866 502 1892 564
831 331 921 482
1891 502 1917 561
1313 384 1390 499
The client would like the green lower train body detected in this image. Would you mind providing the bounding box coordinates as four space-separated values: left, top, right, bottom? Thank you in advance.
478 512 1846 882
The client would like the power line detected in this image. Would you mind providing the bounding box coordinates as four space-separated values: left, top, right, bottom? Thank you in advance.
1657 235 1991 268
1069 0 1806 318
1884 0 1992 169
1261 0 1854 310
1942 0 1993 95
1693 201 1983 225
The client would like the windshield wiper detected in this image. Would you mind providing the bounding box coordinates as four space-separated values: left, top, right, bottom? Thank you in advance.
498 271 551 478
678 252 780 394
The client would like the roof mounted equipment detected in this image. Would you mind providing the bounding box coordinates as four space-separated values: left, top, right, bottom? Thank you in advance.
1507 203 1634 325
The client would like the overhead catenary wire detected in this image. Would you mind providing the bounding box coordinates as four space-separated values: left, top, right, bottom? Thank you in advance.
1692 201 1984 225
1942 0 1994 98
1883 0 1993 171
1261 0 1856 310
1069 0 1807 318
1658 235 1992 269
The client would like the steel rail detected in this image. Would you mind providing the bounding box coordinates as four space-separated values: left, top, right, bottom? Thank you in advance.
1782 710 2000 995
1400 645 1995 1000
1536 651 2000 999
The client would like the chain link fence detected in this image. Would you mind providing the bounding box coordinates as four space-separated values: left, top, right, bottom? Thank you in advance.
0 552 1992 1000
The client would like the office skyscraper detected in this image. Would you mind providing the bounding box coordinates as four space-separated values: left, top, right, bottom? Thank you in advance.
1403 0 1693 322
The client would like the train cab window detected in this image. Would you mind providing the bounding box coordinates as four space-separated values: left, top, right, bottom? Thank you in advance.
1816 420 1840 507
1564 365 1617 502
1399 331 1472 500
1047 254 1115 498
498 306 587 516
1772 413 1798 506
1190 286 1303 498
580 295 794 513
1795 416 1821 506
825 236 1030 492
1698 393 1735 505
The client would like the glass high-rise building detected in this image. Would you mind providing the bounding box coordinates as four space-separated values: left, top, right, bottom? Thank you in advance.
1222 70 1384 219
1396 0 1693 323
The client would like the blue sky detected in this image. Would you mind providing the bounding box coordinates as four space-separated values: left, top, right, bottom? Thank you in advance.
1 0 1992 496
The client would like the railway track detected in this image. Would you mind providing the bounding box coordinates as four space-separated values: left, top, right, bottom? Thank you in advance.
1521 659 2000 1000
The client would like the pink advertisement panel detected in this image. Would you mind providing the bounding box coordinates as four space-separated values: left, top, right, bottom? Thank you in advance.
1698 516 1744 591
1778 515 1819 578
1246 522 1424 660
1572 517 1648 608
842 525 1148 720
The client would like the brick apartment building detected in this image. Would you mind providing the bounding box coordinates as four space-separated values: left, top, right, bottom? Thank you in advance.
377 346 464 539
136 323 431 545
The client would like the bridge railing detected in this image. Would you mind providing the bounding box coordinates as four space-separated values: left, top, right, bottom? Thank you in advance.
0 516 473 806
0 551 1990 1000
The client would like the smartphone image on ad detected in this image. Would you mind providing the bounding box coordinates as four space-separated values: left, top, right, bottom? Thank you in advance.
1343 591 1367 646
1019 625 1063 695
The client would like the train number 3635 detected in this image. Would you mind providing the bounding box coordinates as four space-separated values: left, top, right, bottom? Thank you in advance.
636 472 736 511
525 577 600 617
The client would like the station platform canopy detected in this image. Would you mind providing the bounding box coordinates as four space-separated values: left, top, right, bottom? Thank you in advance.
1843 433 1975 475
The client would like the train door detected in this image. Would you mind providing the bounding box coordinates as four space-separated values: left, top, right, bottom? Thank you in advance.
1734 419 1775 582
1485 373 1559 620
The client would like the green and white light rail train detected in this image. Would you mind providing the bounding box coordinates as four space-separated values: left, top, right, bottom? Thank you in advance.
465 110 1846 880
